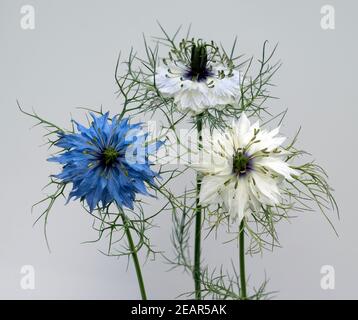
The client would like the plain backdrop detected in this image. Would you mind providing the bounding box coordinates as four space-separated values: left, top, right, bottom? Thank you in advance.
0 0 356 299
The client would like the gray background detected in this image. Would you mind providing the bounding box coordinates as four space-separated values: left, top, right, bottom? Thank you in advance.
0 0 356 299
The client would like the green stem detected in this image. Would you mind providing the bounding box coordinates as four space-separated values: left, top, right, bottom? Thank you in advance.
122 214 147 300
239 219 247 299
194 115 203 300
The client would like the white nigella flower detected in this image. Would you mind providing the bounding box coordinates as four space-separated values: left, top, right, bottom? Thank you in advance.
192 113 299 223
155 42 241 114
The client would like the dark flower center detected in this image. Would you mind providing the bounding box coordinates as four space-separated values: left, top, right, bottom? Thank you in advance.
102 147 119 166
184 44 212 82
233 152 252 176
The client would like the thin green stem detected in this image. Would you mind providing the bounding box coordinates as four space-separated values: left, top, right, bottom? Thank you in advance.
194 115 203 300
121 214 147 300
239 219 247 299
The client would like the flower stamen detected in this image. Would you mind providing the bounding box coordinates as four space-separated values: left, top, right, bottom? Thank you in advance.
184 44 213 82
102 147 119 167
233 152 252 176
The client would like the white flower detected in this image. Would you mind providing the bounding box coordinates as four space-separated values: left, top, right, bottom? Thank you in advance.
155 44 240 114
192 113 298 223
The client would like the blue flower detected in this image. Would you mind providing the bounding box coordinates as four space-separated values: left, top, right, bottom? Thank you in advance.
49 112 162 211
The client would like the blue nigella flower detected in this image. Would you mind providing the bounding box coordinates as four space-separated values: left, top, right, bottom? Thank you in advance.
48 112 163 211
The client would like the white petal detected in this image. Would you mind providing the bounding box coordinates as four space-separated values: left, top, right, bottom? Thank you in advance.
191 130 233 175
209 68 240 104
255 157 298 181
248 129 286 154
237 113 250 135
175 81 210 113
199 175 229 205
234 178 249 222
251 172 281 205
222 181 237 216
231 113 252 149
155 66 183 95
